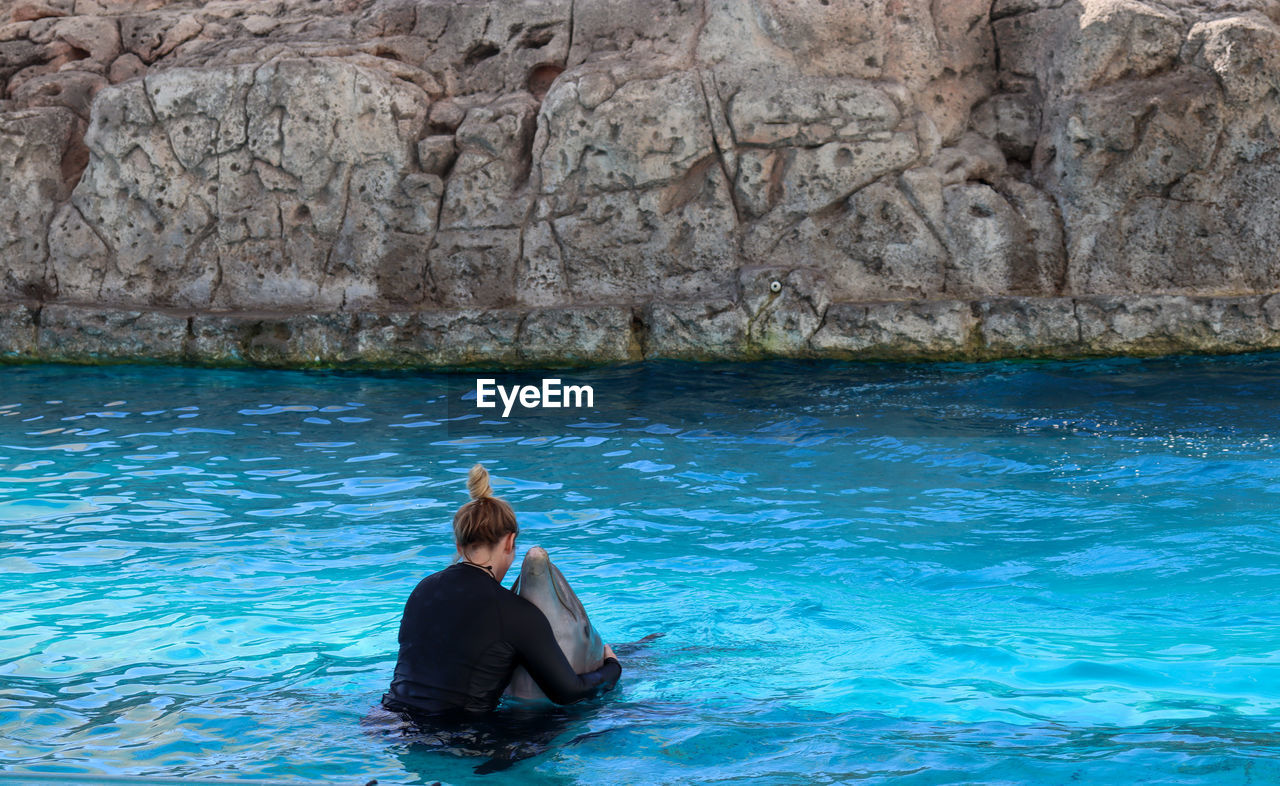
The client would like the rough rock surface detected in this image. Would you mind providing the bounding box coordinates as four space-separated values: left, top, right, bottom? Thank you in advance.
1 0 1279 366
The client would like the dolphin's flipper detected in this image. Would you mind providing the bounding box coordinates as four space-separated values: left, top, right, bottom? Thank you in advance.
474 756 514 775
473 741 547 775
612 632 664 657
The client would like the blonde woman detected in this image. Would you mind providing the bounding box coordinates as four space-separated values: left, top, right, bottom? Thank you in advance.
382 464 620 716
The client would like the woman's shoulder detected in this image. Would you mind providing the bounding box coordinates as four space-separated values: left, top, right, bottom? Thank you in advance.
408 563 472 596
498 583 532 606
415 563 456 583
496 585 549 627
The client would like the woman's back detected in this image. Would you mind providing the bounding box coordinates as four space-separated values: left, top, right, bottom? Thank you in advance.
385 562 510 714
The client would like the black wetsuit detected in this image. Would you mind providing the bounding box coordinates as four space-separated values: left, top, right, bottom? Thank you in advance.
382 562 621 716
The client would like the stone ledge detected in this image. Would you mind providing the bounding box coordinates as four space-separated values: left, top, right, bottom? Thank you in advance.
4 295 1280 368
977 294 1280 358
37 304 188 363
645 300 747 360
812 300 977 360
0 302 38 358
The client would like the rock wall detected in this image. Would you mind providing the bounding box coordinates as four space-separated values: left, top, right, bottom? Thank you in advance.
3 0 1280 366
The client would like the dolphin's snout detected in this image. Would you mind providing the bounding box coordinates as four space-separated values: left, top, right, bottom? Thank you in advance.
522 546 550 577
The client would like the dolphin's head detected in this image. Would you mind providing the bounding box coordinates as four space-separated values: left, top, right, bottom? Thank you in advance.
514 546 582 620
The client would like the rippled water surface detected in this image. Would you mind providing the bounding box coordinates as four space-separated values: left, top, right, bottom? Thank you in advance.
2 357 1280 784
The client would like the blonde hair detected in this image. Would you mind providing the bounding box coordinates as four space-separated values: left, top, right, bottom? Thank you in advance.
453 463 518 549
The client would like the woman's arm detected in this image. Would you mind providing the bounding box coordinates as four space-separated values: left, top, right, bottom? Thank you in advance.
505 598 621 704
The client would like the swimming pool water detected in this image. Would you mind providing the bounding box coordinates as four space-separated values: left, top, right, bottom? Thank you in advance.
1 356 1278 784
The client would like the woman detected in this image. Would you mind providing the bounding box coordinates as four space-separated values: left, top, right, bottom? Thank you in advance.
382 463 621 716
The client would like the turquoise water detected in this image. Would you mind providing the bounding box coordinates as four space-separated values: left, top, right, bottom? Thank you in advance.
2 356 1279 785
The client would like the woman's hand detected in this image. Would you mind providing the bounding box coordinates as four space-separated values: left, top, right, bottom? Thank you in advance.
603 643 616 661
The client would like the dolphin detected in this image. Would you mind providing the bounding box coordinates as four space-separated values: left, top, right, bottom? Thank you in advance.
505 546 606 700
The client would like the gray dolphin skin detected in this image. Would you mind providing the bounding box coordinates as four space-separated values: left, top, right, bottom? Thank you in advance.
505 546 605 700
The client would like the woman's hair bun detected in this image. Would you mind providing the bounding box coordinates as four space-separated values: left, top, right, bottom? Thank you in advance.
454 463 517 548
467 463 494 500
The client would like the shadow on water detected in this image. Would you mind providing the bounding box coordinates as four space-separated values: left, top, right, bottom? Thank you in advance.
361 634 665 777
363 701 600 776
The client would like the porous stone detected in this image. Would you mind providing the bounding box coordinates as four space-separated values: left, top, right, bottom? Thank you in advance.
515 220 568 307
810 300 978 359
538 70 716 196
0 302 38 357
440 95 538 230
11 69 105 119
519 305 637 365
189 312 358 366
740 266 830 355
766 178 947 302
428 229 521 308
978 297 1081 355
354 309 524 368
12 4 71 23
0 107 73 301
417 135 457 176
941 183 1035 298
726 72 901 148
645 300 750 361
737 132 920 222
970 93 1038 163
66 58 433 311
37 304 187 361
533 68 739 301
65 15 119 65
1 0 1279 367
992 0 1182 97
108 52 146 83
1071 294 1280 355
